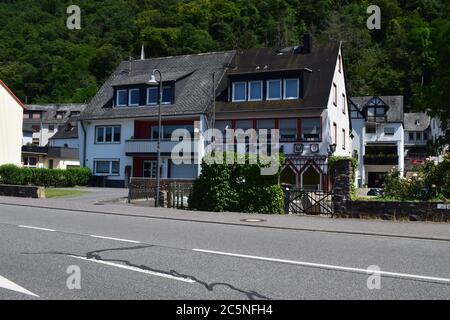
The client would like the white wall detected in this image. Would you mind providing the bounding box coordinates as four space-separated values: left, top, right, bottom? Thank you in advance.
0 83 23 166
79 118 134 182
326 45 352 157
50 138 79 148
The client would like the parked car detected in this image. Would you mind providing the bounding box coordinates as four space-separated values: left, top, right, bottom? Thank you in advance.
367 188 383 196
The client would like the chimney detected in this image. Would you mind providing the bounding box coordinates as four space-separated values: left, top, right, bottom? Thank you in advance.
140 45 145 60
302 34 312 54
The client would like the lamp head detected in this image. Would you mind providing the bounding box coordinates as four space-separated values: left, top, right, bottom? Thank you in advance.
147 72 158 85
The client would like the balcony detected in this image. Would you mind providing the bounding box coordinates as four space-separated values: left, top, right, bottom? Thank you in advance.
364 155 399 165
125 139 198 156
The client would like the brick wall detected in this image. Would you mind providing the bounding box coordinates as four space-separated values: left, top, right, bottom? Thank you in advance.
0 184 45 198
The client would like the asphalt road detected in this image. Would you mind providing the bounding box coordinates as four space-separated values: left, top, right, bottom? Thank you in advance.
0 203 449 300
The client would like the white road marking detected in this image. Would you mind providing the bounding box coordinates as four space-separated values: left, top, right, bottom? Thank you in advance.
193 249 450 284
0 275 39 297
18 225 55 232
89 235 141 244
68 255 195 284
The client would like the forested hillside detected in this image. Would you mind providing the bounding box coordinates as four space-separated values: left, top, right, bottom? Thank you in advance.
0 0 448 126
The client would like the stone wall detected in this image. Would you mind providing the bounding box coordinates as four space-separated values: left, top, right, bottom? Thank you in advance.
332 159 353 214
337 200 450 222
0 184 45 198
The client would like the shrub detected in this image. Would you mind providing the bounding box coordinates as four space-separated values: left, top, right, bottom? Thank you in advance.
0 165 91 187
189 152 284 214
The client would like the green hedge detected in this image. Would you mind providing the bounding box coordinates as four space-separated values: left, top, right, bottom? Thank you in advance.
0 165 91 187
189 153 284 214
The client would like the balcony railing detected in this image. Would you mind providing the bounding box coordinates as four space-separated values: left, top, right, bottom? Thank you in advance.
125 139 198 155
367 115 387 123
364 155 399 165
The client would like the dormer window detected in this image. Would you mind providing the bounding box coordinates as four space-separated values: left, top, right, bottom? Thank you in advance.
162 86 173 105
56 111 65 119
232 82 247 102
283 79 299 100
128 88 140 106
116 89 127 107
147 87 158 105
248 81 262 101
267 80 282 100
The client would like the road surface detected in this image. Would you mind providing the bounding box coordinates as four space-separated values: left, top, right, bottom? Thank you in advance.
0 203 449 299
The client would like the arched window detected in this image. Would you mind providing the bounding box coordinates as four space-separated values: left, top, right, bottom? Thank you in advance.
301 166 321 191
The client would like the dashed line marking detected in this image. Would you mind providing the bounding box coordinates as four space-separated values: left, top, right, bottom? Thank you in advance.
18 225 55 232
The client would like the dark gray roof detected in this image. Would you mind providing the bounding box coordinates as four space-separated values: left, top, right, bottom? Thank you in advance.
404 112 431 131
216 42 341 113
350 96 404 122
22 145 78 159
48 124 79 140
24 104 86 126
80 51 235 120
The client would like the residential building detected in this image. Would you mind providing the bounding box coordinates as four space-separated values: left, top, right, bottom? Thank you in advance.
214 36 352 191
21 145 80 169
0 80 25 166
78 51 235 187
23 104 86 147
350 96 405 188
403 112 433 173
79 36 351 189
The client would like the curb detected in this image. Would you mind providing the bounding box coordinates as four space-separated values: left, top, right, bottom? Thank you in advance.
1 201 449 242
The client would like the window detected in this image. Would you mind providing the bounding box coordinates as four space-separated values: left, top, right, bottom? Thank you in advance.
116 90 127 107
384 127 394 136
48 125 55 133
32 138 39 145
32 112 41 119
338 54 342 73
56 111 65 119
342 94 346 114
366 123 376 134
342 129 346 149
70 111 80 117
409 132 414 141
279 119 297 142
302 118 321 141
257 119 275 140
147 87 158 105
333 83 337 106
235 120 252 131
162 86 173 104
23 156 37 168
151 125 194 140
128 89 140 106
416 132 422 141
143 161 157 178
94 159 120 176
248 81 262 101
96 126 121 143
267 80 282 100
32 125 40 132
215 120 232 137
333 123 337 144
232 82 247 102
424 132 429 141
23 112 29 119
48 159 54 170
284 79 299 100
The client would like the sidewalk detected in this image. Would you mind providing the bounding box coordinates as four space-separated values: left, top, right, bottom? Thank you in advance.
0 195 449 241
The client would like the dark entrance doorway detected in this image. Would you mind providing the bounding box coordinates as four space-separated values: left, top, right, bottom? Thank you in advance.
368 172 385 188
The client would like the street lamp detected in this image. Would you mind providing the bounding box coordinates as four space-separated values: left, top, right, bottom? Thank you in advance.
147 69 163 207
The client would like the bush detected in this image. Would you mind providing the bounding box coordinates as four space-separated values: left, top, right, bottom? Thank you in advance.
189 152 284 214
0 165 91 187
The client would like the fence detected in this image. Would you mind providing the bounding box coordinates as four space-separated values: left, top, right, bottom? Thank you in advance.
167 182 193 209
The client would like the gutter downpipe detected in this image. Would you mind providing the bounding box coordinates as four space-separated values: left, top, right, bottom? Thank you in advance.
80 120 87 167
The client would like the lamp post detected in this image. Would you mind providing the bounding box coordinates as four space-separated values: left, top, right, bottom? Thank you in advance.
147 69 163 207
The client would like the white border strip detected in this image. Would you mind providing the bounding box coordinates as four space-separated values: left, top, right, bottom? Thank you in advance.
90 235 141 244
18 225 55 232
193 249 450 284
69 255 195 283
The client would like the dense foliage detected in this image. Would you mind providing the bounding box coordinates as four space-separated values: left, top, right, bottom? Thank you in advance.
382 153 450 201
0 165 91 187
0 0 449 136
189 153 284 214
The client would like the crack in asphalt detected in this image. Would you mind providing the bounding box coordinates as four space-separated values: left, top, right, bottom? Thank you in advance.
22 245 271 300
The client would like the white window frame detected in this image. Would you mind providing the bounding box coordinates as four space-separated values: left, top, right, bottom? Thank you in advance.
128 88 140 107
116 89 128 107
283 79 299 100
267 80 282 101
232 82 247 102
146 87 158 105
248 81 263 101
96 125 121 144
94 159 120 176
